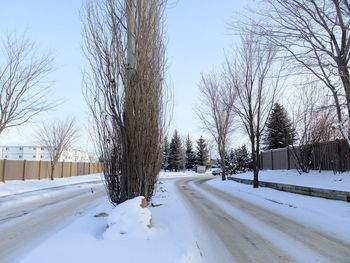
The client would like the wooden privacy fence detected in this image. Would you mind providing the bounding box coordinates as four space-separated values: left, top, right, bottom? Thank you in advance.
260 139 350 172
0 160 103 182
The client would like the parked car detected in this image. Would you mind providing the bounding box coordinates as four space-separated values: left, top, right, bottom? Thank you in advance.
212 168 222 176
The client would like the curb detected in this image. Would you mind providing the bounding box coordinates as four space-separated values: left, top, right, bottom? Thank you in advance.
228 177 350 202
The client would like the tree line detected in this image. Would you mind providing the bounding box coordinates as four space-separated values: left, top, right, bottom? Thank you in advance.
162 129 252 174
162 131 209 171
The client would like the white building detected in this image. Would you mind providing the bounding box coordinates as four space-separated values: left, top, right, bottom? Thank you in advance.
0 145 97 163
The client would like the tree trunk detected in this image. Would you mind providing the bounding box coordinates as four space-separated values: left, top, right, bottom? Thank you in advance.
336 61 350 147
219 143 226 181
255 134 260 188
221 155 226 181
250 135 259 188
50 163 55 180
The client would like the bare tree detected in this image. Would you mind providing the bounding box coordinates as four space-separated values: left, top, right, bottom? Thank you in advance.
0 34 55 134
225 32 282 188
38 118 79 180
82 0 168 204
244 0 350 146
290 84 338 173
196 71 236 180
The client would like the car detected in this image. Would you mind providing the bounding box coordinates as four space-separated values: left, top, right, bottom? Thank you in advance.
212 168 222 176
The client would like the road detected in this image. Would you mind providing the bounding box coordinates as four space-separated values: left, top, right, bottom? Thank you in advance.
0 182 106 263
176 177 350 263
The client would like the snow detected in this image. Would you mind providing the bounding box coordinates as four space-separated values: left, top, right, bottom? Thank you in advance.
159 170 212 179
190 180 326 263
14 170 350 263
231 169 350 191
206 178 350 244
103 196 152 240
19 180 216 263
0 173 103 197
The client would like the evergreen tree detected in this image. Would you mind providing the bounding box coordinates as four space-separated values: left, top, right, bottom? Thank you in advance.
162 136 170 170
196 136 208 166
185 135 196 170
263 103 297 150
235 144 250 171
228 149 236 171
222 149 235 172
168 130 184 171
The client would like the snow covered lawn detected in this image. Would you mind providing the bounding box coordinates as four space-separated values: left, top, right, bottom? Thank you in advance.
0 173 103 197
19 180 205 263
207 178 350 244
231 169 350 191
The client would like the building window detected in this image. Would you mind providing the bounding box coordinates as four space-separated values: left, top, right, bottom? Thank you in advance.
19 147 23 150
5 147 8 150
4 155 7 158
19 155 22 158
33 147 36 150
41 147 44 150
33 155 36 158
40 155 44 158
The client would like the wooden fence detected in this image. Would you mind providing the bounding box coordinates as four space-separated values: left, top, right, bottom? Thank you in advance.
260 139 350 172
0 160 103 182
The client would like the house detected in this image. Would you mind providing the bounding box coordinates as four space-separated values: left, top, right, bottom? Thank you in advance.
0 145 97 163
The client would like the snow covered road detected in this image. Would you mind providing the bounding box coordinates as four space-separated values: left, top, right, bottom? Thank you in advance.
176 177 350 263
0 182 106 263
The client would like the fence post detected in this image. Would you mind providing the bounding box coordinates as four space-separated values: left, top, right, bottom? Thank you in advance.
337 140 342 172
287 146 290 170
271 150 274 170
69 162 72 177
61 162 64 178
22 160 26 181
38 160 42 180
1 159 6 182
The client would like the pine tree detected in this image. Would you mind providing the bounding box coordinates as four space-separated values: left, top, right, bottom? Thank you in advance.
185 135 196 170
263 103 297 150
235 144 250 171
196 136 208 166
168 130 184 171
228 149 236 171
222 149 235 172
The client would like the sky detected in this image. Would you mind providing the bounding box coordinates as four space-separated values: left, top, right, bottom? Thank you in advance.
0 0 251 152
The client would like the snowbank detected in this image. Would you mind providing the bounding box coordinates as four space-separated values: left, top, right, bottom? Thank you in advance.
231 170 350 191
0 173 103 197
20 180 206 263
103 196 152 240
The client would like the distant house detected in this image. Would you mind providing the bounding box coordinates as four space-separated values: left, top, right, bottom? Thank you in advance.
0 145 97 163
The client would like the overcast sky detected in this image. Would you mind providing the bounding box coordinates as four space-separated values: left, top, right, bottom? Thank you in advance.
0 0 251 151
